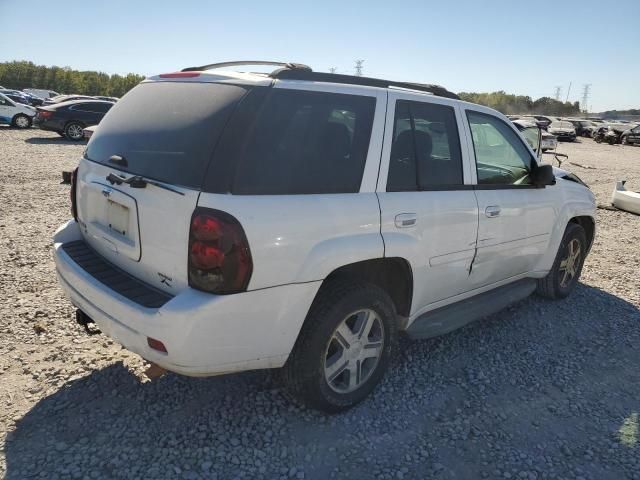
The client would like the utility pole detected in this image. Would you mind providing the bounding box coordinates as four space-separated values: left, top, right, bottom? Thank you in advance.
329 67 337 74
354 60 364 77
565 81 572 103
581 84 591 113
554 86 562 101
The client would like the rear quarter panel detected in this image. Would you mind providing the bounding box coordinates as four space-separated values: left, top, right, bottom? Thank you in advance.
196 193 384 290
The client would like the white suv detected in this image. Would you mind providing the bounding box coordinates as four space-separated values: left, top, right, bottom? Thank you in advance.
53 61 596 412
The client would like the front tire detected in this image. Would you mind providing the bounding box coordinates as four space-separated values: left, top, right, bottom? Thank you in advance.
537 223 587 300
621 136 629 145
12 114 32 129
283 281 398 413
64 122 84 141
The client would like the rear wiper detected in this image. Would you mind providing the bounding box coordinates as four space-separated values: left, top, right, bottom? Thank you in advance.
106 172 184 196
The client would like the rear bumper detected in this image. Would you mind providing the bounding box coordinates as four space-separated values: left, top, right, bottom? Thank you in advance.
53 220 321 376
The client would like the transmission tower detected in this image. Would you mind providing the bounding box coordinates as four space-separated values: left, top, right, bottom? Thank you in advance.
329 67 337 74
581 84 591 113
553 86 562 101
354 60 364 77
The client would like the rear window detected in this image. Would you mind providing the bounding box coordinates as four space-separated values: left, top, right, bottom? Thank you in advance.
86 81 250 188
209 88 376 195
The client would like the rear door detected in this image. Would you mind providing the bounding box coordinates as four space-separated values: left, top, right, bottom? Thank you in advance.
377 92 479 316
76 80 251 294
461 106 559 288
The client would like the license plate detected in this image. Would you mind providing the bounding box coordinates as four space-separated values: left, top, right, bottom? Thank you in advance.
107 200 129 237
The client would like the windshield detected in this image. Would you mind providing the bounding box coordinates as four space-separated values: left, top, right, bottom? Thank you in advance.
86 81 250 189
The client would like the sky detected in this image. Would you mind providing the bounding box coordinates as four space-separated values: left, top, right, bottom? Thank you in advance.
1 0 638 111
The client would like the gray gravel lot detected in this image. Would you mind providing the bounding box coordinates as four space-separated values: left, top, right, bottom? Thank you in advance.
1 127 639 480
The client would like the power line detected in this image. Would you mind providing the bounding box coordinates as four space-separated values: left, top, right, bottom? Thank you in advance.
565 81 572 103
581 84 591 113
354 59 364 77
554 86 562 101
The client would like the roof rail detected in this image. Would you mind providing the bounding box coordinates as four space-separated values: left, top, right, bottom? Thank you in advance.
181 60 312 73
270 70 459 100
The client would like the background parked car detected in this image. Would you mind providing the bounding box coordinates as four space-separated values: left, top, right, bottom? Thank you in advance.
621 125 640 145
43 94 95 105
23 88 60 99
0 90 30 105
564 119 594 137
0 92 36 128
547 121 576 141
34 100 114 140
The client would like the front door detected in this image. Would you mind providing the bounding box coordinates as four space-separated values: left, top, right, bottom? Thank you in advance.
377 93 479 316
462 107 558 288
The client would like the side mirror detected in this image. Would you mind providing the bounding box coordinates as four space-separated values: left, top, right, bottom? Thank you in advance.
531 163 555 187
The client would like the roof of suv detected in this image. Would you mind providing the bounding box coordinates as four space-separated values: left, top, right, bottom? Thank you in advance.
150 60 460 100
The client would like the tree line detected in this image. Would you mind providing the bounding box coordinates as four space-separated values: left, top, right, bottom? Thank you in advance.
0 61 145 98
458 91 581 116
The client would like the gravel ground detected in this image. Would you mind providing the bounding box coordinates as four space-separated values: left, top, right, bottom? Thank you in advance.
1 127 639 480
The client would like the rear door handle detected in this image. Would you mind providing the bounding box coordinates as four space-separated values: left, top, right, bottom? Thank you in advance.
485 206 501 218
395 213 417 228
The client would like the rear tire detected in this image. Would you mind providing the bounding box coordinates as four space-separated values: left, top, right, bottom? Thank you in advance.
12 114 31 129
283 280 398 413
537 223 587 300
64 122 84 141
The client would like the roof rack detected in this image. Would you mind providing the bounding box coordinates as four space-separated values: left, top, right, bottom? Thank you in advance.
270 70 460 100
181 60 312 73
179 60 459 100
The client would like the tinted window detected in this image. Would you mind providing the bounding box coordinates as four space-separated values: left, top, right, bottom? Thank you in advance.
229 89 376 195
86 82 249 188
387 100 463 191
467 111 534 185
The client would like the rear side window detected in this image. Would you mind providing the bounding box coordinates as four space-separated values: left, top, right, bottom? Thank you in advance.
226 89 376 195
387 100 463 191
86 82 250 188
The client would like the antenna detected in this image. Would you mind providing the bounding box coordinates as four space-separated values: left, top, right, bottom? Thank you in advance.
581 84 591 113
354 59 364 77
554 86 562 101
565 81 572 103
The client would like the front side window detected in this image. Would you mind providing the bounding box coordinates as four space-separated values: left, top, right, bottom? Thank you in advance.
230 89 376 195
467 111 534 186
387 100 463 191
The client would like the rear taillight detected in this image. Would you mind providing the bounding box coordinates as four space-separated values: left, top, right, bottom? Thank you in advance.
188 208 252 294
70 166 79 221
38 110 53 119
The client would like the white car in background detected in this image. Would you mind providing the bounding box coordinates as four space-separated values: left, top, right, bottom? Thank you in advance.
0 92 36 128
23 88 60 100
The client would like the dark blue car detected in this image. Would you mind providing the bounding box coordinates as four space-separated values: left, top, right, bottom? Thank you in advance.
34 100 114 140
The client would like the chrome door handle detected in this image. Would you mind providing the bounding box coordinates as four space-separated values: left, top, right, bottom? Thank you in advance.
485 206 501 218
395 213 417 228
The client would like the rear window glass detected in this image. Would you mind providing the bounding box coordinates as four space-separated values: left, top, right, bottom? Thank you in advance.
86 81 250 188
222 89 376 195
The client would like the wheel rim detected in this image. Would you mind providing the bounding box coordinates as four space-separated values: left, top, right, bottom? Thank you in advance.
68 124 82 139
559 238 582 288
16 116 29 128
324 309 384 394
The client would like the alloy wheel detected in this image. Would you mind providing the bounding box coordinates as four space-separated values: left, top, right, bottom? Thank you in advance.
559 238 582 288
67 124 83 140
15 116 29 128
324 309 384 394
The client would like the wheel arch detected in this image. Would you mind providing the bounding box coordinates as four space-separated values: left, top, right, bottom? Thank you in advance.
318 257 413 326
569 215 595 253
